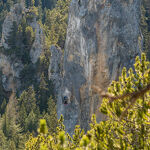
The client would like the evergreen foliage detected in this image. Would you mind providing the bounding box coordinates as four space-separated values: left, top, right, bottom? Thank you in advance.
25 0 56 9
0 70 8 111
25 53 150 150
0 97 25 149
1 0 150 149
7 21 18 49
25 26 35 47
0 0 14 38
43 0 71 49
17 86 40 132
42 96 57 133
38 73 49 112
0 0 69 149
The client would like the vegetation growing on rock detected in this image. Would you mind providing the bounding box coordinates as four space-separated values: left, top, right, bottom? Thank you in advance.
0 0 150 149
25 54 150 150
0 0 69 149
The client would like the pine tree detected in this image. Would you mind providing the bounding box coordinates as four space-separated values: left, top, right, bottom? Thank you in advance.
17 86 40 132
25 26 35 46
24 110 37 132
0 70 7 108
0 129 8 149
100 53 150 149
6 21 17 50
0 99 7 115
41 0 56 9
0 97 25 149
43 96 57 133
38 73 49 112
44 0 70 49
25 0 31 7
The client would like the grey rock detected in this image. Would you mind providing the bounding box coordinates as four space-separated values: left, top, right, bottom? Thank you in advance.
30 20 44 64
1 3 24 49
58 0 141 134
48 46 63 96
0 53 23 91
0 2 44 92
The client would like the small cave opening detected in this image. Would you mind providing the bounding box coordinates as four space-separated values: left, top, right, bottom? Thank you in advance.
63 96 68 105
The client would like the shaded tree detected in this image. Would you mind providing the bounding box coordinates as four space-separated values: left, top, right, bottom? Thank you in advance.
38 73 49 112
0 97 25 149
17 86 40 132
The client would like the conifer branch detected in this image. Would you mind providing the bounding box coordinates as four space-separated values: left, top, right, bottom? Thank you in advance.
92 84 150 119
92 84 150 103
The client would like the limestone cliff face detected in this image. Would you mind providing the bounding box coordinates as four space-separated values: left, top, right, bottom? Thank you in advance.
0 53 23 91
30 19 44 64
48 46 63 96
58 0 141 134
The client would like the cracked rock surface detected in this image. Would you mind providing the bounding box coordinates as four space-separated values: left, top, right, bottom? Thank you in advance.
58 0 141 134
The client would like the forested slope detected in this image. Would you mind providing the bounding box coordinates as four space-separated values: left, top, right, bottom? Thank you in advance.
0 0 149 149
0 0 70 149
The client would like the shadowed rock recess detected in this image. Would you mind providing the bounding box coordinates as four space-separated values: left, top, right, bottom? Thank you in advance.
56 0 142 134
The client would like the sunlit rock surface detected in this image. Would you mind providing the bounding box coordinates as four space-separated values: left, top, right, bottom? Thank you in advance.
58 0 141 134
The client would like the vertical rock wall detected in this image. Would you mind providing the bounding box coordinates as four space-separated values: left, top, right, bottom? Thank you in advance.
48 46 63 96
58 0 141 134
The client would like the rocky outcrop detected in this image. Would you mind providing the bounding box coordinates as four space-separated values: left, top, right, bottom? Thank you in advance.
0 53 23 91
0 2 44 64
1 3 25 49
30 20 44 64
48 46 63 96
58 0 141 134
0 3 25 92
0 2 44 92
